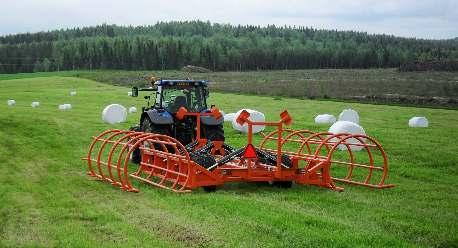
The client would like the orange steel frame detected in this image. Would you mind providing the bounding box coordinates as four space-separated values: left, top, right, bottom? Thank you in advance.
84 110 395 193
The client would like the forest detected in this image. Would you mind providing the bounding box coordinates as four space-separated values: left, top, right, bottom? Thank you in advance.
0 21 457 73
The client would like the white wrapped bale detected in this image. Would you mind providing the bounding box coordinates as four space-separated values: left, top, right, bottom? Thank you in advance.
338 109 359 124
128 91 133 96
70 91 77 96
31 101 40 108
102 104 127 124
224 113 236 122
231 109 265 134
408 117 428 128
128 106 137 113
314 114 336 124
328 121 366 151
7 100 16 106
58 103 72 110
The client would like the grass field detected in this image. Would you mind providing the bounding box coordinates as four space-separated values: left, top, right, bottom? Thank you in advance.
0 74 457 247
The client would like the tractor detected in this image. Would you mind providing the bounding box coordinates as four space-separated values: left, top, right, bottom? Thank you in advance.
129 78 225 165
83 78 395 193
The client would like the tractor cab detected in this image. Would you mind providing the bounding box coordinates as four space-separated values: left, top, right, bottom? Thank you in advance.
130 79 224 149
154 80 209 114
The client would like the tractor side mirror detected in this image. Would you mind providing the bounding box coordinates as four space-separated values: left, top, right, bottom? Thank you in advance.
131 87 138 97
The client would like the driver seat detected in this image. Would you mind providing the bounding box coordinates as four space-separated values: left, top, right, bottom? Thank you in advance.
169 96 188 113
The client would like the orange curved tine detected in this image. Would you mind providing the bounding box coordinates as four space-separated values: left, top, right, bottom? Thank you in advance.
326 134 393 188
352 134 390 186
259 129 297 149
281 129 315 145
143 138 170 182
139 134 190 192
110 132 152 190
85 129 122 177
326 135 371 183
142 136 171 187
121 134 162 191
104 131 144 186
95 130 133 183
161 135 191 191
297 132 336 155
124 134 192 192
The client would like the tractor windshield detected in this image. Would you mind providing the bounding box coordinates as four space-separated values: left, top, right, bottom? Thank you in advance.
162 86 207 113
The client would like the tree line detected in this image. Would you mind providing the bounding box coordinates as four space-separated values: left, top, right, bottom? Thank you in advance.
0 21 457 73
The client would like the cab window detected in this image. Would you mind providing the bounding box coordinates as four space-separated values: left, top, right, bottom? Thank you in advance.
162 86 207 112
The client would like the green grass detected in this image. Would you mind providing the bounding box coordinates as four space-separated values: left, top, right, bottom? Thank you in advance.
0 75 457 247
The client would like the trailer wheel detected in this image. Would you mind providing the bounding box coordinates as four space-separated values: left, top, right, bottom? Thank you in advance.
202 186 217 192
273 181 293 188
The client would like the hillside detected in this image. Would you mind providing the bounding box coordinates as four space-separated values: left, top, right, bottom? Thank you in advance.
1 21 457 73
0 74 457 247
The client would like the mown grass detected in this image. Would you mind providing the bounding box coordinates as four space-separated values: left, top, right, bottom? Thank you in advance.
0 75 457 247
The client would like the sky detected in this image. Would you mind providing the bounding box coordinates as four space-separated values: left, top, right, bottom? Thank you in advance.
0 0 457 39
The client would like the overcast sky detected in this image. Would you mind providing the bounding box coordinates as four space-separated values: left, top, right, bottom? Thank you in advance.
1 0 457 39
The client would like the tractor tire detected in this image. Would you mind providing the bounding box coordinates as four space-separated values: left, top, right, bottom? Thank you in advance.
202 124 225 141
130 118 172 164
190 152 217 170
141 118 170 136
129 125 142 164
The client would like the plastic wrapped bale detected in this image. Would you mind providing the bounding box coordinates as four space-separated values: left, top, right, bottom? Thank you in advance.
328 121 366 151
314 114 336 124
7 100 16 106
70 91 77 96
408 117 428 128
231 109 266 133
31 101 40 108
127 91 133 96
63 103 72 110
338 109 359 124
224 113 236 122
102 104 127 124
58 104 67 110
128 106 137 113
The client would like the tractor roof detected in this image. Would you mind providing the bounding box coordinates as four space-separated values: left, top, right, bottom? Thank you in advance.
154 80 208 87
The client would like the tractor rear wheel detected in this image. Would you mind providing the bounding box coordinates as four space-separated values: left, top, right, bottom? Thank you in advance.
141 118 170 136
202 124 225 141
